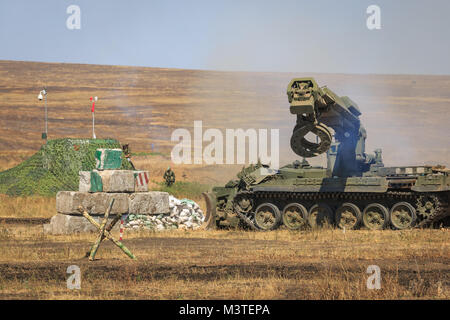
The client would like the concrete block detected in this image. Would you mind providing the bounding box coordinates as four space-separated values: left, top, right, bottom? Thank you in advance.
43 214 120 235
78 170 135 193
99 170 134 193
79 171 103 193
128 191 169 215
134 171 150 192
56 191 128 215
79 171 91 192
95 148 123 170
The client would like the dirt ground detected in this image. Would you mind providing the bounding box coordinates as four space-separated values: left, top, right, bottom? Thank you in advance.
0 221 448 299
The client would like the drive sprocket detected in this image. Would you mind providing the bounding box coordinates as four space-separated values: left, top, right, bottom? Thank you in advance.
416 195 439 218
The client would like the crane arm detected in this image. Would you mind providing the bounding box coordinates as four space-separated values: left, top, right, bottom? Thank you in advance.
287 78 383 177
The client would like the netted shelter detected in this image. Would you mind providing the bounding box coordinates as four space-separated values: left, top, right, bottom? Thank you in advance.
0 138 133 196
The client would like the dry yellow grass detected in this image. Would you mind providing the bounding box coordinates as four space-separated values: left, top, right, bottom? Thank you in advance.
0 221 448 299
0 151 34 172
0 194 56 218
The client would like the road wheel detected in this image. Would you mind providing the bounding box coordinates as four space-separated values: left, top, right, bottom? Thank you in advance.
390 202 417 230
233 192 253 213
362 203 389 230
335 202 362 230
254 203 281 230
308 203 334 228
282 203 309 230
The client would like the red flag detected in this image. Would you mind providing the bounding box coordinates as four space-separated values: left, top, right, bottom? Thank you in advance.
91 101 95 112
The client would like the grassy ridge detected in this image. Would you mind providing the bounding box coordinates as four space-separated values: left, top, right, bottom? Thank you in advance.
0 138 132 196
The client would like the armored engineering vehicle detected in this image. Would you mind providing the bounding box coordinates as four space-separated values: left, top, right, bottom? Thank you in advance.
203 78 450 231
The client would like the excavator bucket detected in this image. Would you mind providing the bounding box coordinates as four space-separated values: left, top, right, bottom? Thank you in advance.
201 192 217 230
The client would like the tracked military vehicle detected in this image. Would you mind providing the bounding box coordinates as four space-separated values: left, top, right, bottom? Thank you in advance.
203 78 450 231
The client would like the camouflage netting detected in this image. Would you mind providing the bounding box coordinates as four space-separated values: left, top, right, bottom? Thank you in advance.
0 138 133 196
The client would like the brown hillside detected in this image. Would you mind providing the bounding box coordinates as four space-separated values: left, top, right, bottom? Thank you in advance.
0 60 448 168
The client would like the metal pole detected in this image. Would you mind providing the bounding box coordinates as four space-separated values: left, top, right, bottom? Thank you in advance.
45 93 48 140
92 109 96 139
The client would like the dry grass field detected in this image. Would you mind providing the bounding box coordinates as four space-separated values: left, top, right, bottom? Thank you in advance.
0 60 449 300
0 222 448 299
0 60 449 168
0 177 448 300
